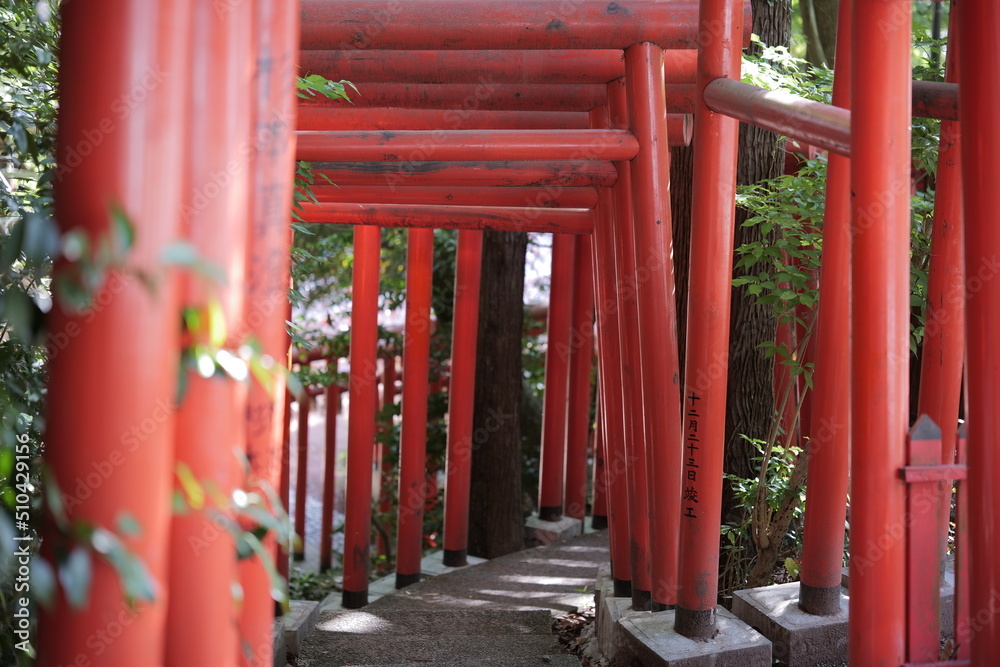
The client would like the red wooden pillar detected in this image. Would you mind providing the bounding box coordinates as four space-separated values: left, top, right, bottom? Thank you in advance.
166 0 253 661
609 79 653 611
675 0 742 638
293 393 310 560
564 235 595 522
239 0 299 661
917 8 963 555
537 233 576 520
40 0 190 665
442 230 484 567
376 353 396 561
798 0 852 617
958 0 1000 661
587 99 632 595
625 42 685 611
591 395 609 529
396 228 435 587
320 385 342 571
848 0 911 663
342 225 382 608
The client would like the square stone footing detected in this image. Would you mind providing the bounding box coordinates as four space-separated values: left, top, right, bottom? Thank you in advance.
843 556 956 636
284 600 321 658
598 595 641 660
525 515 583 546
273 618 287 667
732 582 847 666
419 550 487 577
618 607 772 667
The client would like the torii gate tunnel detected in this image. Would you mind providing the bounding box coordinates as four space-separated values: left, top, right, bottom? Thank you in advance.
39 0 1000 666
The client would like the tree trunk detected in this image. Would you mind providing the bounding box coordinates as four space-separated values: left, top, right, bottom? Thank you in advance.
802 0 839 67
467 230 527 558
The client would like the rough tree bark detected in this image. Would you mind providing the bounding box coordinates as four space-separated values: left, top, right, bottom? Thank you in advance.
467 230 527 558
802 0 839 68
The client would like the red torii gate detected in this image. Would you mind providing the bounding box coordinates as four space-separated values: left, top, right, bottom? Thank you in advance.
37 1 1000 667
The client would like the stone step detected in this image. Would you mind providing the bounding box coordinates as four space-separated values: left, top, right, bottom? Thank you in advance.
336 656 580 667
299 633 565 666
310 608 555 637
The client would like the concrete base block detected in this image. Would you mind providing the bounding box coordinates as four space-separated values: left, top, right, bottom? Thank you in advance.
597 595 641 661
284 599 321 658
617 607 772 667
732 582 847 666
843 556 955 636
595 562 612 611
420 550 488 577
525 515 583 546
273 618 287 667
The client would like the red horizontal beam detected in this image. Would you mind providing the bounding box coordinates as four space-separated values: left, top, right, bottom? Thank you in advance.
295 129 639 162
912 80 958 120
297 108 592 131
300 0 753 51
310 161 618 187
306 185 600 208
302 82 606 111
297 202 595 234
703 78 852 157
899 464 967 483
298 49 698 85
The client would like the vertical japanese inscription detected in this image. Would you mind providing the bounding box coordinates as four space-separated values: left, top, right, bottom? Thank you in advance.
683 392 701 519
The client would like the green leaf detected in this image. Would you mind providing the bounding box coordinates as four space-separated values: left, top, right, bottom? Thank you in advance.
175 462 206 510
59 546 93 609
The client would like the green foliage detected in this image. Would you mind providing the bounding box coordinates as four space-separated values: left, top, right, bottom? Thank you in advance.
288 565 342 602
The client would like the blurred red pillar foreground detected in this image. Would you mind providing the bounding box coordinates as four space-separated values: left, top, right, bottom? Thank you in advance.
848 0 911 663
40 1 191 666
958 0 1000 662
166 0 253 664
240 0 300 663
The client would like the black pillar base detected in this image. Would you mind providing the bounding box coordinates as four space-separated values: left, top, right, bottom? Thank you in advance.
538 505 562 522
443 548 468 567
613 577 632 598
798 581 843 616
631 588 651 611
591 514 609 530
674 606 718 640
342 589 368 609
395 572 421 589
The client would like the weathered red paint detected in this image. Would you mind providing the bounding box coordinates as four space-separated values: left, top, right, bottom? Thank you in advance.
675 0 742 638
564 235 595 521
537 233 576 520
589 104 632 589
297 202 594 234
396 228 435 587
300 82 607 111
442 230 484 566
307 185 600 209
704 78 850 157
298 108 592 131
310 161 618 188
299 0 753 51
320 385 341 572
342 225 382 608
958 0 1000 660
299 49 700 85
609 80 653 610
904 417 947 661
296 129 639 163
911 80 958 121
798 0 851 616
625 42 685 610
848 1 911 663
41 0 190 664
